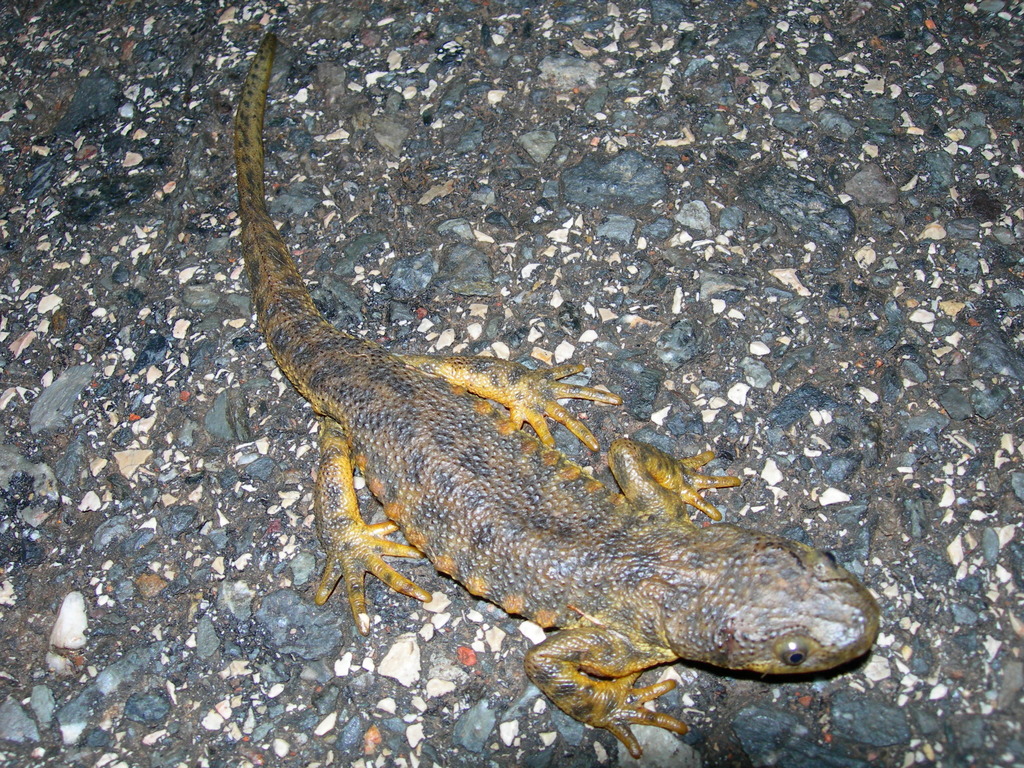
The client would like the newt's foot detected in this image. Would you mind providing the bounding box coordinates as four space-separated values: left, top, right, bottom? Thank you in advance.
669 449 743 522
397 355 621 450
502 363 622 451
314 520 430 635
595 675 688 759
608 439 742 524
525 626 685 759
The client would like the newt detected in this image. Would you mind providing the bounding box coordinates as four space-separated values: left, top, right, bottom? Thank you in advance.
233 34 880 757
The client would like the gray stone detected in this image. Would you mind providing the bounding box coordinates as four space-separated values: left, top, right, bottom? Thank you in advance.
720 12 767 53
436 218 476 243
0 698 39 743
517 130 557 164
442 244 496 296
289 551 317 586
182 284 221 312
971 385 1007 419
453 699 496 752
92 515 131 551
372 117 409 157
844 164 897 207
29 364 96 434
596 214 636 243
195 615 220 659
204 388 254 443
740 357 772 389
938 387 974 421
563 150 668 208
734 705 868 768
656 319 700 370
268 180 320 219
0 444 59 527
1010 472 1024 503
719 206 745 231
30 686 55 727
95 644 165 695
253 589 346 660
674 200 712 234
218 580 256 621
388 251 438 301
831 690 911 747
55 72 119 135
774 112 812 134
970 321 1024 380
744 166 855 247
818 109 857 139
768 385 840 428
905 410 950 436
124 691 171 723
538 55 604 91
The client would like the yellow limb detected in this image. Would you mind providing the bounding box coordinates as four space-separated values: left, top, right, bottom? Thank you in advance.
312 417 430 634
397 354 621 450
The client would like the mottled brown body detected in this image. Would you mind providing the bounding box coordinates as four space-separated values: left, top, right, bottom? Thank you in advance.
234 34 880 757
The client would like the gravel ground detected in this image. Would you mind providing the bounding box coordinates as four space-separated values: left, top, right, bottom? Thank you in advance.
1 1 1023 766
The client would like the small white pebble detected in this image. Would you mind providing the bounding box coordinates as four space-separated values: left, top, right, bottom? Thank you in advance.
761 459 783 487
485 626 506 653
749 341 770 356
499 719 519 746
727 382 749 406
423 591 451 613
201 710 225 731
554 340 575 364
818 487 851 506
854 246 876 268
917 223 946 240
864 655 891 682
334 652 353 677
78 491 102 511
425 678 456 698
378 634 420 687
313 712 337 736
406 722 425 748
50 591 88 650
858 387 879 404
929 684 948 700
947 535 964 566
38 294 62 314
519 621 547 645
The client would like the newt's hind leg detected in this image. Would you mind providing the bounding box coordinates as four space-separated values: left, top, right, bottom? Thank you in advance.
608 438 741 525
397 354 621 451
525 626 685 759
313 416 430 635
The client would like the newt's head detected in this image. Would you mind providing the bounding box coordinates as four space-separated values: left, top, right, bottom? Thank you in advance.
658 524 880 674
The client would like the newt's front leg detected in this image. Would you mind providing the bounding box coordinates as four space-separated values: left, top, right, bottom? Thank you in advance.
397 354 621 450
524 626 685 758
609 438 741 524
312 416 430 634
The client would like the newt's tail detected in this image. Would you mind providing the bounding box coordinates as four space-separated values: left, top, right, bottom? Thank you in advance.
233 33 321 329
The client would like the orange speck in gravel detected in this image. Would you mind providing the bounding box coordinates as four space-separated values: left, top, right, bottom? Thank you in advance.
457 646 477 666
363 724 382 755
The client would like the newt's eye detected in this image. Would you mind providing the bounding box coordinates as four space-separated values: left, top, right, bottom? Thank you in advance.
775 636 811 666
